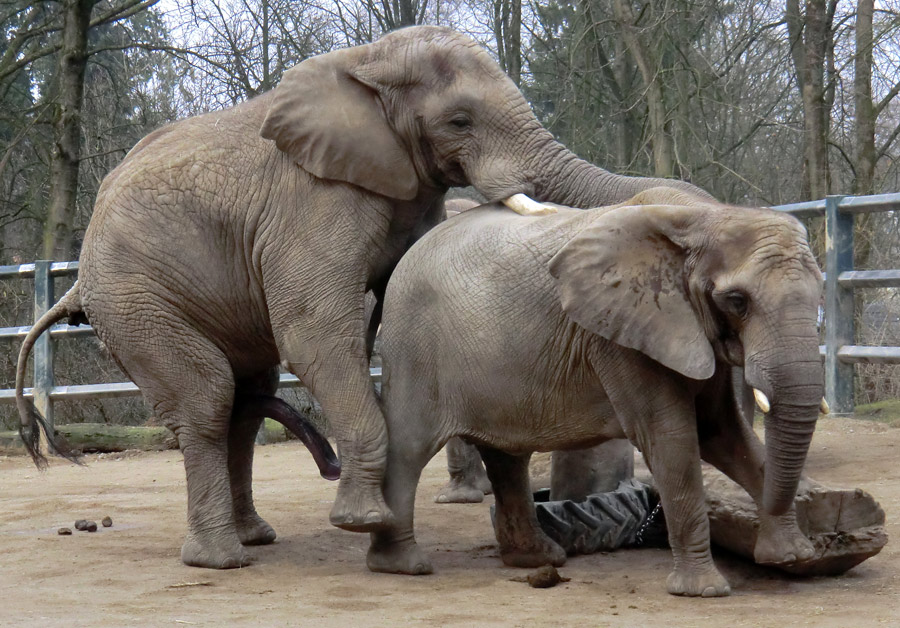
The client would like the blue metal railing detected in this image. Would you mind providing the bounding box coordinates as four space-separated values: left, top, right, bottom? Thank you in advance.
774 193 900 413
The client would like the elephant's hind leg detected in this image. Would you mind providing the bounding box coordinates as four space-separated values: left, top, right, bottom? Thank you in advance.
228 369 280 546
478 446 566 568
120 329 248 569
435 437 492 504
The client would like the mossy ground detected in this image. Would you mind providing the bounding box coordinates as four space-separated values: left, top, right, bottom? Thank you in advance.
853 398 900 427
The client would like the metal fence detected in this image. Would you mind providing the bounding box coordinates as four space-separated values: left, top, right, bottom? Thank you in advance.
0 261 380 435
1 192 899 425
774 193 900 413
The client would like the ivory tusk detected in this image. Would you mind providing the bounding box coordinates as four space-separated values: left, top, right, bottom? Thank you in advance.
820 398 830 415
753 388 771 414
502 194 558 216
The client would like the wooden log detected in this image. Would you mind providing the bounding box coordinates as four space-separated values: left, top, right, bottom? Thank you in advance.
0 419 289 455
704 468 887 576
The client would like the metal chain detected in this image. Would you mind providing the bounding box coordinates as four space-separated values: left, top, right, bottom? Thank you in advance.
634 501 662 547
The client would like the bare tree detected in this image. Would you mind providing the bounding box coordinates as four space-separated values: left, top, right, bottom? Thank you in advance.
786 0 837 200
43 0 97 261
493 0 521 84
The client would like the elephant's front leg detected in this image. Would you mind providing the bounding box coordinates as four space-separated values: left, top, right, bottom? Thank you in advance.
639 418 730 597
697 399 814 566
435 437 492 503
602 357 729 596
367 430 433 575
268 276 391 532
478 446 566 568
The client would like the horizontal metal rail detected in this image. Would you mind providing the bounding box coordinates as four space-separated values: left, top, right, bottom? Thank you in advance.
837 347 900 364
0 261 79 279
774 192 900 217
0 324 96 340
0 369 382 402
837 270 900 288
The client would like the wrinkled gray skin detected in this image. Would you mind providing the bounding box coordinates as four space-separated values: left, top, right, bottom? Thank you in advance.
18 26 705 570
437 199 635 505
370 189 824 597
432 198 494 503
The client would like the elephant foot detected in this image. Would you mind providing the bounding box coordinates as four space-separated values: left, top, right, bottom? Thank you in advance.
435 482 485 504
235 513 277 546
500 537 567 569
754 516 815 565
329 479 394 532
181 531 253 569
435 472 493 503
367 537 433 575
474 472 492 495
666 565 731 597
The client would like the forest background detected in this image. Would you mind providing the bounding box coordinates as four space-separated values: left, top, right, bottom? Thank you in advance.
2 0 900 429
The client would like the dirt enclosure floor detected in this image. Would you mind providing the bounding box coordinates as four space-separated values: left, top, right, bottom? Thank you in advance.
1 416 898 627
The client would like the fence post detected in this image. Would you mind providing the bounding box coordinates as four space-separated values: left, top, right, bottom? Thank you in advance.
33 260 55 428
824 195 854 414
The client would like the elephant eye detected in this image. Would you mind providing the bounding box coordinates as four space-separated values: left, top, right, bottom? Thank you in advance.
448 114 472 130
724 291 749 317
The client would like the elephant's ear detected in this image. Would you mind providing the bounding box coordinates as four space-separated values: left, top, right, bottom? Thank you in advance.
260 46 418 200
548 204 715 380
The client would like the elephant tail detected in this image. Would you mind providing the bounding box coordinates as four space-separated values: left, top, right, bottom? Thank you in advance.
15 281 84 469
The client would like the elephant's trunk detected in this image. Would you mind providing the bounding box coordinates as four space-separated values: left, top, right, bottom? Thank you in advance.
752 346 823 516
525 134 712 208
762 399 819 515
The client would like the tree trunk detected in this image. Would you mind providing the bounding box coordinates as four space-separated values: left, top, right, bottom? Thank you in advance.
43 0 95 262
854 0 876 195
613 0 674 178
493 0 521 85
787 0 833 200
585 3 637 172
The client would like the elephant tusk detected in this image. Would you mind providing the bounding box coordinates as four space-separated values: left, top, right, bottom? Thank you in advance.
502 194 558 216
753 388 771 414
820 397 830 415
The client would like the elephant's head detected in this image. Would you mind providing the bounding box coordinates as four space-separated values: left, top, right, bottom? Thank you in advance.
549 197 825 516
260 26 698 209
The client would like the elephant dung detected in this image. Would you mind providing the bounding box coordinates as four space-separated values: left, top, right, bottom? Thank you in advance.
704 469 887 576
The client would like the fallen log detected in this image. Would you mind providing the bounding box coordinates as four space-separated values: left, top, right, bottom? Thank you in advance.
0 419 289 455
531 465 886 577
704 469 887 576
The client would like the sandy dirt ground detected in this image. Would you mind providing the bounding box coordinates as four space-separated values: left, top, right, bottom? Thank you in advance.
0 416 898 628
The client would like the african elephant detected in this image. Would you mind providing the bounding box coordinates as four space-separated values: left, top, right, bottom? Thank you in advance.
368 190 827 596
16 26 704 570
437 199 633 504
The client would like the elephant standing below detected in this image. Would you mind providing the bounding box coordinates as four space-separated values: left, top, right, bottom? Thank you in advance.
435 199 635 505
369 190 827 597
17 26 706 570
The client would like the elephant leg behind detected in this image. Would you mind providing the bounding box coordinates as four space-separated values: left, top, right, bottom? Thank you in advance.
477 446 566 569
366 364 444 575
549 440 634 501
434 437 492 503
